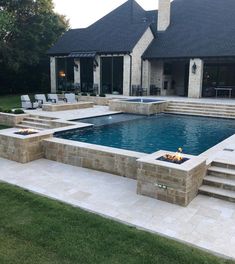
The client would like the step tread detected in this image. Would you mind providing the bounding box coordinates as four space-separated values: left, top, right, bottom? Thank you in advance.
204 175 235 187
168 101 235 108
199 185 235 198
208 166 235 176
21 121 51 128
212 159 235 167
163 111 235 119
24 117 53 123
166 106 235 114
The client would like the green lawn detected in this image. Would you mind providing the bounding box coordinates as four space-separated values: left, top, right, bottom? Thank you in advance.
0 183 233 264
0 95 21 109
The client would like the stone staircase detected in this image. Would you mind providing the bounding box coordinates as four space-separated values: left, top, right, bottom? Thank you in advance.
165 101 235 118
17 115 56 130
199 161 235 202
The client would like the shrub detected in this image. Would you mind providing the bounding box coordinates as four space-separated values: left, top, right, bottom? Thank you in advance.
90 93 97 97
14 109 25 115
99 94 106 97
0 107 3 112
3 109 13 114
81 93 88 96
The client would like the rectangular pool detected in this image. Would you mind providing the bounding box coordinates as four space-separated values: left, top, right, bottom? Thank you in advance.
56 114 235 155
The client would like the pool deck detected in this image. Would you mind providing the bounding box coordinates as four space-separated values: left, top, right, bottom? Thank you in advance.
0 157 234 260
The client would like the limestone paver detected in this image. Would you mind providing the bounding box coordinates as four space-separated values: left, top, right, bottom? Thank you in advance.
0 157 234 260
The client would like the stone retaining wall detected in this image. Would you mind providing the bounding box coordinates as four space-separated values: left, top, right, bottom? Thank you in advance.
78 96 112 106
109 100 168 115
0 129 52 163
0 113 29 126
137 151 206 206
43 138 145 179
42 102 94 112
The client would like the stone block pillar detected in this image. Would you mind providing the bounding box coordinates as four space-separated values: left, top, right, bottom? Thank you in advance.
74 59 80 85
142 60 151 95
188 58 204 98
94 56 101 94
123 55 131 96
50 57 57 93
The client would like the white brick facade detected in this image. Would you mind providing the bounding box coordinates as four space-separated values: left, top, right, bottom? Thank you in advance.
158 0 171 31
188 58 204 98
50 57 57 93
131 27 154 86
74 59 80 85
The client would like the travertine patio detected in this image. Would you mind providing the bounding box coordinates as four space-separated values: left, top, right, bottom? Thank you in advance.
0 157 234 260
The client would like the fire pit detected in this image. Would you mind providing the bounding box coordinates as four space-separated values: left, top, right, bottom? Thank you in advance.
157 148 189 164
14 128 39 136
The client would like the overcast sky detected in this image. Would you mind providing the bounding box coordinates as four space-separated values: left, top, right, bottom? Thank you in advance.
53 0 158 29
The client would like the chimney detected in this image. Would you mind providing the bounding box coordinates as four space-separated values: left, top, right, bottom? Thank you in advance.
158 0 171 31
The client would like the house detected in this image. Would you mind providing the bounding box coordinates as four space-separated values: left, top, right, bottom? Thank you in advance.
48 0 235 98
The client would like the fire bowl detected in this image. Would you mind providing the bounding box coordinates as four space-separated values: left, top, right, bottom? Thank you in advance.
157 155 189 165
14 129 38 136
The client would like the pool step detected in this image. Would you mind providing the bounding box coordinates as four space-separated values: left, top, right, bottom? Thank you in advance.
18 121 51 129
199 161 235 202
165 101 235 119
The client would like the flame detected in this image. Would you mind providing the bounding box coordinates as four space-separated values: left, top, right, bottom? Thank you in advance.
164 148 183 162
17 128 38 135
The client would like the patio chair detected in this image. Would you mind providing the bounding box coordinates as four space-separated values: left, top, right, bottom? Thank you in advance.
21 95 39 109
64 93 78 103
47 94 65 104
35 94 48 107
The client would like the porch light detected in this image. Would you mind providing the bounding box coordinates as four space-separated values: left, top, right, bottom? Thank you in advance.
192 62 197 74
59 70 66 77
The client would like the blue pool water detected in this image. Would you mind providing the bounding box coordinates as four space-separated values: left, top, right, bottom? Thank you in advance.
124 99 163 103
56 114 235 155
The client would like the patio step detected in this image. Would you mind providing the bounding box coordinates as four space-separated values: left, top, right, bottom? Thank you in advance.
207 166 235 179
19 121 51 129
203 175 235 191
24 117 53 125
199 161 235 202
165 102 235 118
199 185 235 203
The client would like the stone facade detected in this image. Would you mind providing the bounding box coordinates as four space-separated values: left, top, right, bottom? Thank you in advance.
94 56 101 93
42 102 94 112
78 96 112 106
43 138 144 179
150 60 164 90
0 113 29 127
131 27 154 87
158 0 171 31
137 151 206 206
123 55 131 96
109 100 168 115
188 58 204 98
50 57 57 93
74 59 81 85
0 129 52 163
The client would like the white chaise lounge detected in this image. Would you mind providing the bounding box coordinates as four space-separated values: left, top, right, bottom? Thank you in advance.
64 93 78 103
35 94 48 107
47 94 64 104
21 95 39 109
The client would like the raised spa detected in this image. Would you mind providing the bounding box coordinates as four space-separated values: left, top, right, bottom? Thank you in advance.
55 114 235 155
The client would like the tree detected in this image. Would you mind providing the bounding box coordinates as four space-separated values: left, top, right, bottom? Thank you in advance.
0 0 69 94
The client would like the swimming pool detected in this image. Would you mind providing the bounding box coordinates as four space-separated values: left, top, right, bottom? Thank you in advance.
56 114 235 155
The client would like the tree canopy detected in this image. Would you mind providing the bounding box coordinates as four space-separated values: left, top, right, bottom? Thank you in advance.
0 0 69 94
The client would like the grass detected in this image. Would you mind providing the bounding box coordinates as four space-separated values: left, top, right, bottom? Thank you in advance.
0 183 234 264
0 95 21 109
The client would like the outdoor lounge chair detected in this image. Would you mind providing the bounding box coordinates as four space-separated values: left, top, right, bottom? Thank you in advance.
35 94 48 107
64 93 78 103
47 94 65 104
21 95 39 109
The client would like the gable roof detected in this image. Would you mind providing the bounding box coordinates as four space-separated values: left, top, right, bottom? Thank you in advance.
144 0 235 59
48 0 157 56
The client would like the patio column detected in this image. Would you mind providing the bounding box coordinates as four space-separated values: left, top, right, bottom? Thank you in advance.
142 60 151 95
50 57 57 93
188 58 204 98
94 56 101 94
74 59 80 85
123 55 131 96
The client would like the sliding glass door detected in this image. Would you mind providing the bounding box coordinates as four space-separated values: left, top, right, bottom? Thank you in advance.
101 57 123 94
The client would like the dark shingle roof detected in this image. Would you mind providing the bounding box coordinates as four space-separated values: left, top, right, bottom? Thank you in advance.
48 0 157 55
144 0 235 59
